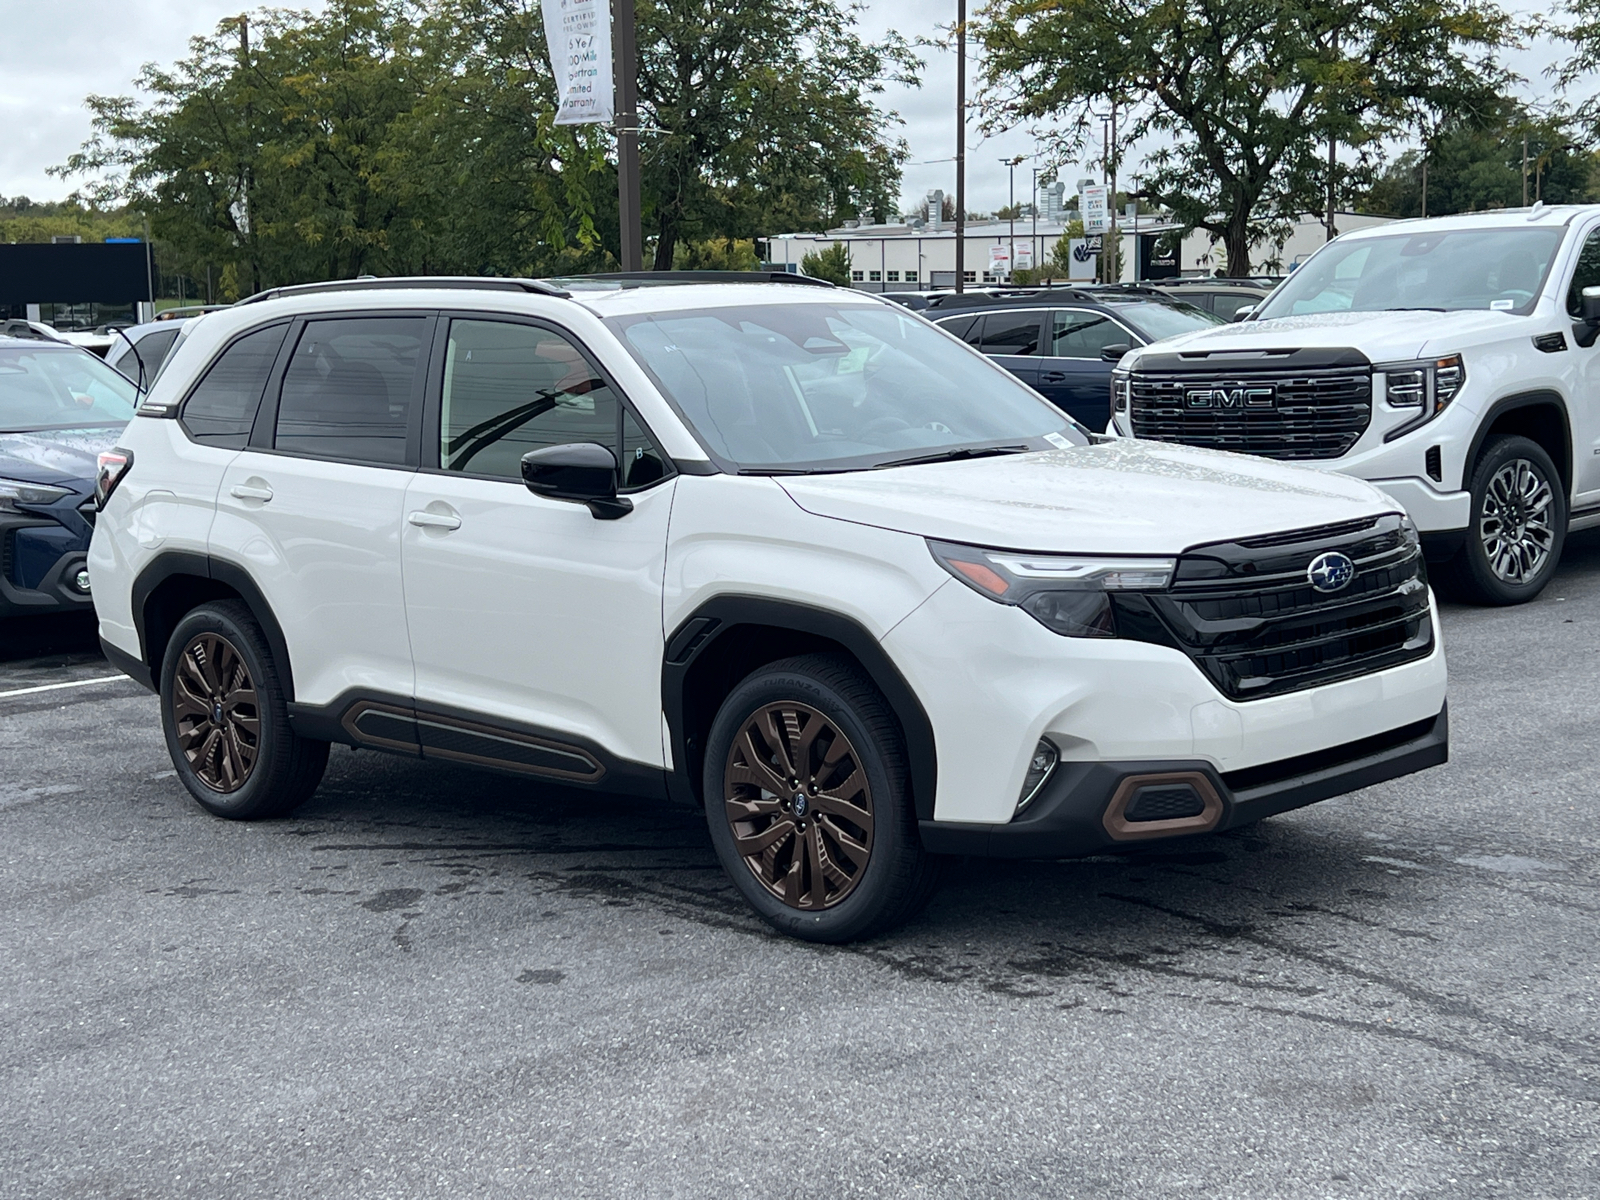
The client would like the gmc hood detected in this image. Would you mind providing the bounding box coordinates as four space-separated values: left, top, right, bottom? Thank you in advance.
0 426 124 490
778 439 1397 555
1129 307 1525 367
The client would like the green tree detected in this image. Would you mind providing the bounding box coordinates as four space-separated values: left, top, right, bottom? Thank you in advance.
800 241 852 284
1364 103 1596 216
673 237 761 270
0 196 142 244
637 0 916 268
976 0 1514 276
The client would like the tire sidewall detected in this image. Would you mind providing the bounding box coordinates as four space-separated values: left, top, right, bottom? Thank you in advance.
703 662 913 943
1460 435 1567 605
160 603 286 818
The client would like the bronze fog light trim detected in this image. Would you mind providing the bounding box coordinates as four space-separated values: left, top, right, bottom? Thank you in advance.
1102 771 1224 841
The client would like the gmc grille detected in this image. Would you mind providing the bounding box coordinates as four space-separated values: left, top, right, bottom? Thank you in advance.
1128 365 1373 460
1111 514 1433 701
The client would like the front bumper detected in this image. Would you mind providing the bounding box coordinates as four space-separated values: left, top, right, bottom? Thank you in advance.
921 705 1447 857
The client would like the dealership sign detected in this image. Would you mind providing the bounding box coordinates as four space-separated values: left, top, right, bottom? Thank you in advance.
1080 185 1109 233
542 0 614 125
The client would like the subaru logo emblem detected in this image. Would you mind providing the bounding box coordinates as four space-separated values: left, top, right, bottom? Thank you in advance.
1307 551 1355 593
793 793 809 817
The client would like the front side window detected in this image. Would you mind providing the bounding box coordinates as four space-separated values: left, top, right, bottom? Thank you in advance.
274 317 424 464
183 324 288 448
1566 228 1600 316
439 319 619 480
1256 227 1565 318
610 301 1083 472
1050 311 1127 358
0 345 138 432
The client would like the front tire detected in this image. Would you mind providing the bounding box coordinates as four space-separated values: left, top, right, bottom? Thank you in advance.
1443 435 1566 605
703 654 941 943
160 600 328 819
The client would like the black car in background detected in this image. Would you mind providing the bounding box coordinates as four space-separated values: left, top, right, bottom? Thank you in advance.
1136 278 1278 321
0 336 139 621
927 287 1225 430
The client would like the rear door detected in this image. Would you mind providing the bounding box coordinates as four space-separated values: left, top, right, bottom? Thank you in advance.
974 309 1044 391
213 313 430 706
1035 308 1140 430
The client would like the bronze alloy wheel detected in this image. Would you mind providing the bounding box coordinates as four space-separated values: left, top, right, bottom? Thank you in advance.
723 701 875 910
171 632 261 793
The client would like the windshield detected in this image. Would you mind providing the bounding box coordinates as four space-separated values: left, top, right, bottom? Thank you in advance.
1109 300 1225 341
0 345 139 432
1256 227 1565 318
608 302 1085 472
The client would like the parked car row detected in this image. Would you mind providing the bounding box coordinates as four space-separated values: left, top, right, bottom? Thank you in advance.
10 207 1595 941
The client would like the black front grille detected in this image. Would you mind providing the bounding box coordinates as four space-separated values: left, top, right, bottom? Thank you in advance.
1125 785 1206 822
0 529 12 585
1112 513 1433 701
1128 364 1372 460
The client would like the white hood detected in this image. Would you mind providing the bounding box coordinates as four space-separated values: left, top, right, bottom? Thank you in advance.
778 439 1398 555
1130 307 1526 366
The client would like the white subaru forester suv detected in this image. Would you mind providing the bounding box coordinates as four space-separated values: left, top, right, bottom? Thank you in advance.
1109 206 1600 605
90 276 1448 941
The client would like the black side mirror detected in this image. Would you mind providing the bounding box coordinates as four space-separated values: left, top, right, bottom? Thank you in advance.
520 443 633 520
1583 286 1600 325
1100 343 1132 362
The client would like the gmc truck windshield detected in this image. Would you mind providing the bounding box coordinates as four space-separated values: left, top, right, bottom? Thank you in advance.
1256 227 1565 319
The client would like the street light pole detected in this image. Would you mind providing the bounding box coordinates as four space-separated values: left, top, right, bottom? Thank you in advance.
955 0 966 294
615 0 642 271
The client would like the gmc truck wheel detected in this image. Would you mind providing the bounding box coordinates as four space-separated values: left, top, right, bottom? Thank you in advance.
1447 434 1566 606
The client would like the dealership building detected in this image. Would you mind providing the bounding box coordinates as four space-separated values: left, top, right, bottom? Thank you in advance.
763 206 1395 291
0 240 155 330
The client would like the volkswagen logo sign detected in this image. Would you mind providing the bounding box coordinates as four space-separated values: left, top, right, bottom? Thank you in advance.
1307 551 1355 593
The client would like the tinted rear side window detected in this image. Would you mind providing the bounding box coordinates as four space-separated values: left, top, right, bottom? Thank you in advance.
979 312 1041 355
275 317 425 464
181 324 288 448
934 314 976 343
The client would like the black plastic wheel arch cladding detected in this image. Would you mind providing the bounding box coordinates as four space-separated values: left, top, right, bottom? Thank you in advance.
661 597 939 821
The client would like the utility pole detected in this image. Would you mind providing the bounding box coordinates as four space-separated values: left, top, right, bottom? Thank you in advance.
1421 157 1428 218
1030 164 1039 281
1106 98 1118 283
614 0 642 271
1003 156 1022 282
1522 131 1529 207
955 0 966 294
236 13 257 294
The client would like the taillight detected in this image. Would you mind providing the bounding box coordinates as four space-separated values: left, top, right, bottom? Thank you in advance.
95 448 134 510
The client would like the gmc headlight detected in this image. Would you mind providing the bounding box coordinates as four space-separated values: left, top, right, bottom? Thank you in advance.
1379 354 1463 425
928 540 1174 638
0 477 72 513
1111 368 1131 413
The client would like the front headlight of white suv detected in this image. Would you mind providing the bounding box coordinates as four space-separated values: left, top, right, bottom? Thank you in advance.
1378 354 1464 439
928 540 1174 638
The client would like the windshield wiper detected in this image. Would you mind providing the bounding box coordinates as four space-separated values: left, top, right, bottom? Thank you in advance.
1384 306 1448 312
872 444 1031 470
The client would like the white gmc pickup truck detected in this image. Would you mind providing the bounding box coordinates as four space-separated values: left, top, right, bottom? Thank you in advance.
1109 205 1600 604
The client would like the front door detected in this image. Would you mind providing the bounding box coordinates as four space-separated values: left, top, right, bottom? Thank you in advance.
1036 308 1139 431
1563 223 1600 502
400 316 676 775
213 313 430 706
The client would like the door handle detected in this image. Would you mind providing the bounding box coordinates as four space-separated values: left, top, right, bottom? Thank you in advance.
408 510 461 530
229 483 273 502
1041 372 1070 383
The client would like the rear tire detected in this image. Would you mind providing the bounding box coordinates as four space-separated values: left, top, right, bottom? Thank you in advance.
1441 435 1566 606
159 600 327 819
703 653 942 943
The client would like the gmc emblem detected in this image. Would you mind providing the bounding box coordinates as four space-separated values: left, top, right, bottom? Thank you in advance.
1185 385 1276 409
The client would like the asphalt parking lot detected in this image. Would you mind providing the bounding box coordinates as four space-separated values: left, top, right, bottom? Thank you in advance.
3 537 1598 1199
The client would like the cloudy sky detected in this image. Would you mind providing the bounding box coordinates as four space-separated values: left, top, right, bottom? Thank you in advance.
0 0 1570 216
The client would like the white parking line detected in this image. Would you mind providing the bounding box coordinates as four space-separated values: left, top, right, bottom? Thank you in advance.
0 675 131 699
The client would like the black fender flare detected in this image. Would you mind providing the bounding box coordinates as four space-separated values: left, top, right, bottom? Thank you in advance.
130 551 297 700
661 596 939 820
1463 389 1572 494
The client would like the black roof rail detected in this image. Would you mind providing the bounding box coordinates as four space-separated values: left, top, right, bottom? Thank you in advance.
924 284 1099 310
237 276 572 306
555 270 834 288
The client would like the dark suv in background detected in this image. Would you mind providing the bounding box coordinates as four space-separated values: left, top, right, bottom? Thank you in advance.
927 288 1225 429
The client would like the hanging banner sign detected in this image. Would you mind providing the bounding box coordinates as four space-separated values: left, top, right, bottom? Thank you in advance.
1013 244 1034 270
1081 184 1109 234
542 0 614 125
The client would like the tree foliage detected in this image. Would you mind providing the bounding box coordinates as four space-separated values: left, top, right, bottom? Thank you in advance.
1364 102 1598 216
56 0 911 295
800 241 852 284
0 196 141 244
975 0 1515 276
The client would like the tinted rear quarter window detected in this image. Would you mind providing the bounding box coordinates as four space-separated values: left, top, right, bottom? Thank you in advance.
181 324 288 448
979 312 1041 355
275 317 425 465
